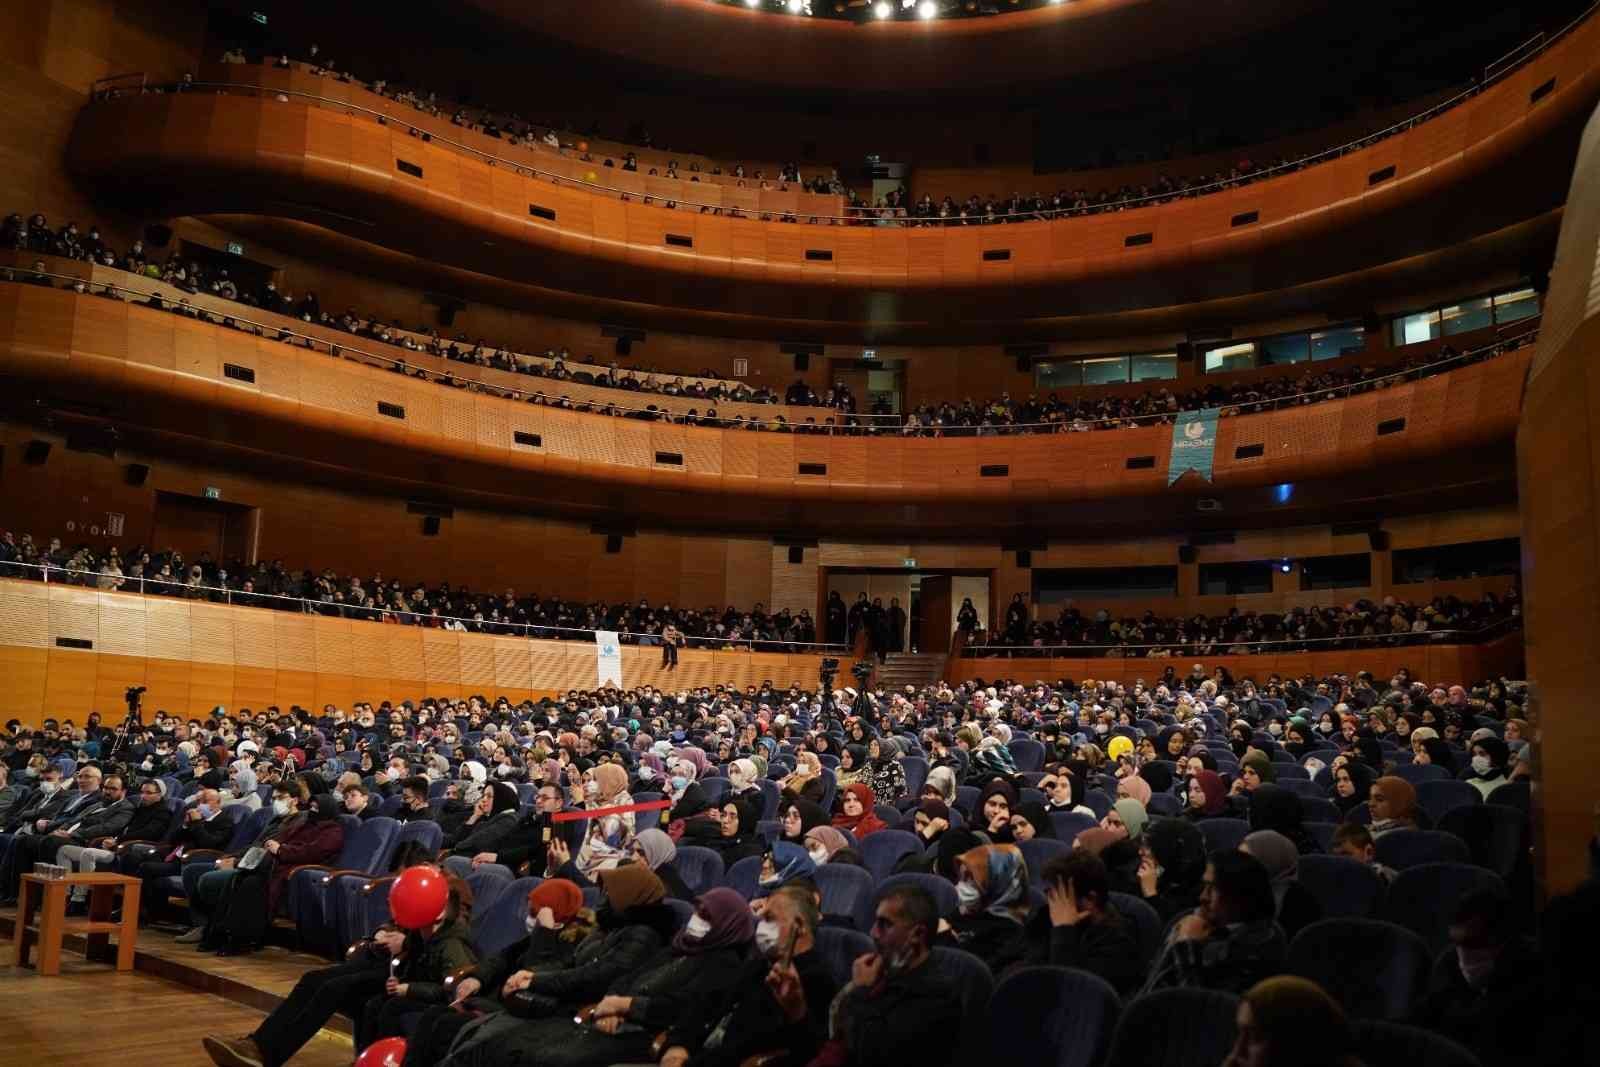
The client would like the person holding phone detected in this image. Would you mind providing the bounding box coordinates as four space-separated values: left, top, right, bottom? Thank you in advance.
659 885 836 1067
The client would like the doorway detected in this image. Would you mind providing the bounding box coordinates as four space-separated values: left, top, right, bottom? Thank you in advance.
151 491 257 563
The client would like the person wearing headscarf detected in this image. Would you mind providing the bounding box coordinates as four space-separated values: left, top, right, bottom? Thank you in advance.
803 825 851 867
1137 818 1208 923
403 879 593 1067
1246 783 1320 855
921 765 959 807
223 760 261 811
967 736 1020 791
1021 851 1145 996
832 783 887 839
1241 830 1323 942
778 798 829 847
757 842 816 895
1368 776 1420 838
836 744 870 790
1232 751 1276 797
976 779 1020 841
1102 798 1148 843
1008 801 1054 843
863 736 907 803
943 844 1031 972
626 828 693 901
1185 769 1230 821
1041 768 1095 818
1226 975 1365 1067
457 886 756 1067
1139 760 1175 797
696 797 766 865
1331 762 1375 816
1466 737 1511 800
675 746 711 781
727 758 761 797
911 798 952 848
208 874 476 1067
1414 737 1458 775
781 751 826 807
1117 775 1152 807
573 763 637 878
448 781 524 859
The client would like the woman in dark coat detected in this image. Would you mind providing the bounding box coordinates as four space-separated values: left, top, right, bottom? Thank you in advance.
1247 783 1321 855
203 874 477 1067
444 886 755 1067
448 782 524 858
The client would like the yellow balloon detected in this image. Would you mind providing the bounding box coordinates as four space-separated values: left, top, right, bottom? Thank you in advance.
585 170 598 183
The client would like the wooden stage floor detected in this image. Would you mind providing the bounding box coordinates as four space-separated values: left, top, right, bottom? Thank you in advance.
1 910 355 1065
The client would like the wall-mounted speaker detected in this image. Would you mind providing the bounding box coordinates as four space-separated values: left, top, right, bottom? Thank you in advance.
1368 530 1391 551
23 440 51 465
144 223 173 248
1015 549 1032 568
794 352 810 372
615 336 632 357
787 545 804 564
1179 545 1197 564
421 515 441 536
124 463 150 486
605 534 623 554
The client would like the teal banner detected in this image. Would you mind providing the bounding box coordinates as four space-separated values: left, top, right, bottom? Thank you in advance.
1168 408 1219 485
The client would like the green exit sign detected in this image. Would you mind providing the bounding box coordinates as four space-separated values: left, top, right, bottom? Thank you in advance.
903 558 916 568
203 486 221 500
225 241 244 255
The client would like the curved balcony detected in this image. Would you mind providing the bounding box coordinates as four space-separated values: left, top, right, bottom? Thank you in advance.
66 10 1600 336
0 278 1529 538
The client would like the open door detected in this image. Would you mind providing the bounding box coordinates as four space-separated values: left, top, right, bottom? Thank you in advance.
918 574 953 657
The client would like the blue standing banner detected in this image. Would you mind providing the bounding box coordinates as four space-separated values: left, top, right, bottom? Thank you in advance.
1168 408 1219 485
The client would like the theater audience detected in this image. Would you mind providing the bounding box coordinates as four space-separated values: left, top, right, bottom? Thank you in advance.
1143 849 1287 995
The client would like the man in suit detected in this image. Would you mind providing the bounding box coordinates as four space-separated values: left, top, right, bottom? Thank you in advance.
123 787 236 924
0 764 107 903
58 775 167 913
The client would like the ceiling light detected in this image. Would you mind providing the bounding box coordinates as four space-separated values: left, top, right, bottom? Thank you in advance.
744 0 760 7
874 0 892 15
918 0 937 17
787 0 803 9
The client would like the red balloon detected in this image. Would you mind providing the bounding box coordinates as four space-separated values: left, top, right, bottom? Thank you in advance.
390 865 448 929
355 1037 406 1067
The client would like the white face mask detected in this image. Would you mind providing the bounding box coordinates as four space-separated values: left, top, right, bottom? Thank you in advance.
524 914 540 934
755 919 782 956
272 798 291 817
1456 946 1497 987
955 880 982 911
1470 755 1493 776
684 914 711 940
807 844 829 865
584 780 599 797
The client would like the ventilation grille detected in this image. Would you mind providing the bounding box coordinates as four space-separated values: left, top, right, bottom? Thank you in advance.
376 401 406 419
1377 417 1407 436
664 234 693 248
979 464 1010 478
55 637 92 650
513 431 542 448
797 462 827 476
1231 211 1259 227
1126 455 1156 469
528 204 556 221
396 159 423 178
1234 443 1265 459
222 363 255 383
804 249 833 262
982 249 1011 262
1369 165 1396 186
1530 77 1556 104
1124 232 1153 247
654 451 684 466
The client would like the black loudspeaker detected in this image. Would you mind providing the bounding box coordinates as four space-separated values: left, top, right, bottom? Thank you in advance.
1176 342 1194 363
437 304 458 327
23 440 51 465
794 352 810 372
787 545 804 564
1362 311 1382 336
1015 355 1031 373
1016 549 1032 568
144 223 173 248
421 516 441 536
615 336 632 357
124 463 150 486
605 534 623 554
1368 530 1391 551
1179 545 1197 564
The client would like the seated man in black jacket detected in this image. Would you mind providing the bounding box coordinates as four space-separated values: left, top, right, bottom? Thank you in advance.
445 781 569 878
664 883 836 1067
783 884 964 1067
124 788 235 923
1022 851 1144 995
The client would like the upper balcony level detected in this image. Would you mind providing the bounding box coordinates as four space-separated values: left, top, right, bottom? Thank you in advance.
65 6 1600 338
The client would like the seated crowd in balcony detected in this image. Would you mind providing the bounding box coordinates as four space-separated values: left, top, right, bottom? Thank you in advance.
0 661 1581 1067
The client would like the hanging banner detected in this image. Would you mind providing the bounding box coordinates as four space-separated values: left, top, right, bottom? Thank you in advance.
1168 408 1220 485
596 631 624 688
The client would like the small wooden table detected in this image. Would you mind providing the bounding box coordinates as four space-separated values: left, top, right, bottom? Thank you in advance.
14 871 141 975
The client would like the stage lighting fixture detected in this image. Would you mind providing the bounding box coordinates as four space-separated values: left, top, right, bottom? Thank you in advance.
874 0 892 16
1279 559 1293 574
918 0 937 17
787 0 803 10
745 0 761 8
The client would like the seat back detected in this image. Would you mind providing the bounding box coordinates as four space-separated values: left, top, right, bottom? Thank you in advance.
1108 891 1163 971
1304 822 1340 853
1351 1020 1482 1067
225 806 273 851
927 947 996 1061
1106 988 1239 1067
698 777 730 806
1297 854 1384 918
335 816 401 875
1436 804 1526 879
1298 796 1342 824
875 872 960 922
814 862 878 930
1281 780 1326 799
1288 918 1431 1020
1394 763 1451 785
1375 829 1471 871
392 819 444 864
900 756 929 799
814 926 874 988
663 897 695 932
954 785 980 817
1049 811 1099 845
1080 790 1112 820
724 854 764 900
873 804 903 829
631 792 664 832
1484 780 1528 811
1383 862 1505 956
756 779 781 821
1008 739 1046 773
378 794 405 818
1196 818 1250 854
471 876 541 959
674 845 726 897
1018 838 1071 884
991 966 1122 1067
465 867 513 920
1415 780 1480 822
1146 794 1182 818
859 829 923 882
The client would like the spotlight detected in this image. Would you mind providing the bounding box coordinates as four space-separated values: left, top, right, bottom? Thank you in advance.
917 0 937 17
787 0 802 9
874 0 892 16
745 0 760 7
1279 559 1293 574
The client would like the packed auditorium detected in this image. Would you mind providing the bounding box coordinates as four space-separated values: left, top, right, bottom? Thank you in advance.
3 1 1600 1065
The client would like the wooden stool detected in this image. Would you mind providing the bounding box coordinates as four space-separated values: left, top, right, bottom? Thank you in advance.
14 871 141 975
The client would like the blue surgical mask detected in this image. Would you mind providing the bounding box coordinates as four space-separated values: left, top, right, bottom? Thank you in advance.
671 776 687 793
